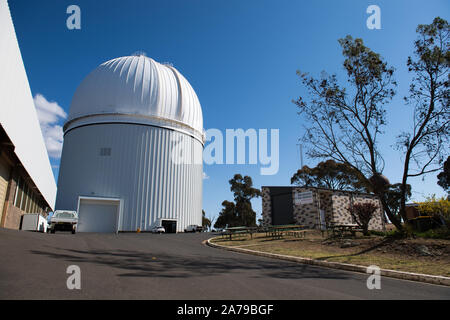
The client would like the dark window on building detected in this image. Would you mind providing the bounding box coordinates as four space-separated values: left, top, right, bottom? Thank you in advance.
20 181 27 211
21 183 29 212
14 177 23 208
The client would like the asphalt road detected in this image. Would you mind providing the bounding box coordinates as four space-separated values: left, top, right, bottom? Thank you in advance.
0 228 449 299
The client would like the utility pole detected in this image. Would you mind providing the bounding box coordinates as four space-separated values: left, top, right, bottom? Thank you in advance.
297 143 304 168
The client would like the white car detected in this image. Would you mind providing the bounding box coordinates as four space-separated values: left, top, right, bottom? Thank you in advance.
151 226 165 234
49 210 78 234
184 224 198 233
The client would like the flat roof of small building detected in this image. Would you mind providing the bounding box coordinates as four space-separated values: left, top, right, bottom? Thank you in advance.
262 186 379 198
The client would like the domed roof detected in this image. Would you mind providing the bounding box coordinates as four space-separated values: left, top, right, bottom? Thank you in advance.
65 55 204 142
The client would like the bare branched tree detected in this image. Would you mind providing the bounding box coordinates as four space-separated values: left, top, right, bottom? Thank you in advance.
397 17 449 223
294 35 402 229
294 18 449 232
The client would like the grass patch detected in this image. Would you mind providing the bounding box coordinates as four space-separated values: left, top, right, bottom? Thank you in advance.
210 232 450 277
414 228 450 240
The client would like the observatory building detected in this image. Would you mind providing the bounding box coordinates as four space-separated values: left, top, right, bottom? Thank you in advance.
55 55 204 233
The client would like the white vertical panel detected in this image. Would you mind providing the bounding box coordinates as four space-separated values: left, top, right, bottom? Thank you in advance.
0 0 56 209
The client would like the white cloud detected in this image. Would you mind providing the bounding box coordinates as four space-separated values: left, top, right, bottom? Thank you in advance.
203 171 209 180
33 94 67 159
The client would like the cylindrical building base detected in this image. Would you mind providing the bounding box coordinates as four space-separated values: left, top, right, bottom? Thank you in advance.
56 122 203 232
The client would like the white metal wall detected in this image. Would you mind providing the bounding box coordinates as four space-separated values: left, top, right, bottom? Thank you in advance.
0 0 56 209
56 123 203 232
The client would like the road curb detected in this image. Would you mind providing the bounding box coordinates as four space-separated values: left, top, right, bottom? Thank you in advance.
206 238 450 287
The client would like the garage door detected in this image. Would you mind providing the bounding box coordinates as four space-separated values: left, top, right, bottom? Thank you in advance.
270 187 294 225
0 157 11 223
77 198 120 233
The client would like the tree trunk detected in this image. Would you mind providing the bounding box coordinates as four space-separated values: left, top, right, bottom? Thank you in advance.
377 191 404 232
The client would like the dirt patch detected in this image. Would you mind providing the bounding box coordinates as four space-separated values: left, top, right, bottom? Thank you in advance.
322 237 450 260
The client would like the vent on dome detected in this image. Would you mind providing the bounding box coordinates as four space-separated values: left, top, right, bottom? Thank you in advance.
99 147 111 156
131 51 147 57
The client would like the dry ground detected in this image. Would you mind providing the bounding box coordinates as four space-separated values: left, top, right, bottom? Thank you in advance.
211 230 450 277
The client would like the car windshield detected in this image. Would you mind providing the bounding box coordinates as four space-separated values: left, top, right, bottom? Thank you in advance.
55 212 75 218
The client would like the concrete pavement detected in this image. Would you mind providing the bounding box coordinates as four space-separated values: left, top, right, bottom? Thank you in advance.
0 228 449 299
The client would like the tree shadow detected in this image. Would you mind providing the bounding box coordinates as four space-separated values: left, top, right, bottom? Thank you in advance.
30 245 352 281
316 237 395 261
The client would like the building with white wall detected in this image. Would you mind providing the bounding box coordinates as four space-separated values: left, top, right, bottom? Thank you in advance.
56 55 204 233
0 0 56 229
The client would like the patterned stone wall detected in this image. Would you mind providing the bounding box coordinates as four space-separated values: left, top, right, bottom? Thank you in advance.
332 192 353 225
262 187 385 231
332 192 385 231
292 187 320 228
318 190 333 225
261 187 272 226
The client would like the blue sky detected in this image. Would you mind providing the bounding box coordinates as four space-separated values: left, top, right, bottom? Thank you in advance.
9 0 449 222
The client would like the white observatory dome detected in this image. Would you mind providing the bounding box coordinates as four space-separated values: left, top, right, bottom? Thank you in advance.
56 55 204 233
66 55 203 142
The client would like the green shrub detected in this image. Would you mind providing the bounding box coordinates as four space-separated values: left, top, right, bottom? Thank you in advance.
414 227 450 239
369 229 407 239
368 230 386 237
348 203 378 236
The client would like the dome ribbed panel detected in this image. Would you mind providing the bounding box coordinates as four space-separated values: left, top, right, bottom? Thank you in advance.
171 68 203 132
154 61 179 123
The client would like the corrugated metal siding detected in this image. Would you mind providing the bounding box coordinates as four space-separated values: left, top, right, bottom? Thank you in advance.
56 123 202 232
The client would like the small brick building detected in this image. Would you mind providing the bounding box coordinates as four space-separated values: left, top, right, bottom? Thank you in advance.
261 186 385 231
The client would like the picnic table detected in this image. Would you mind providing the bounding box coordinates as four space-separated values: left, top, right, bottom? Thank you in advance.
327 224 363 238
220 225 306 241
221 226 258 240
266 225 305 239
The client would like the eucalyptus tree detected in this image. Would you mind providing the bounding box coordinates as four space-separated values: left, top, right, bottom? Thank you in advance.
397 17 449 223
294 18 449 231
294 35 401 228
